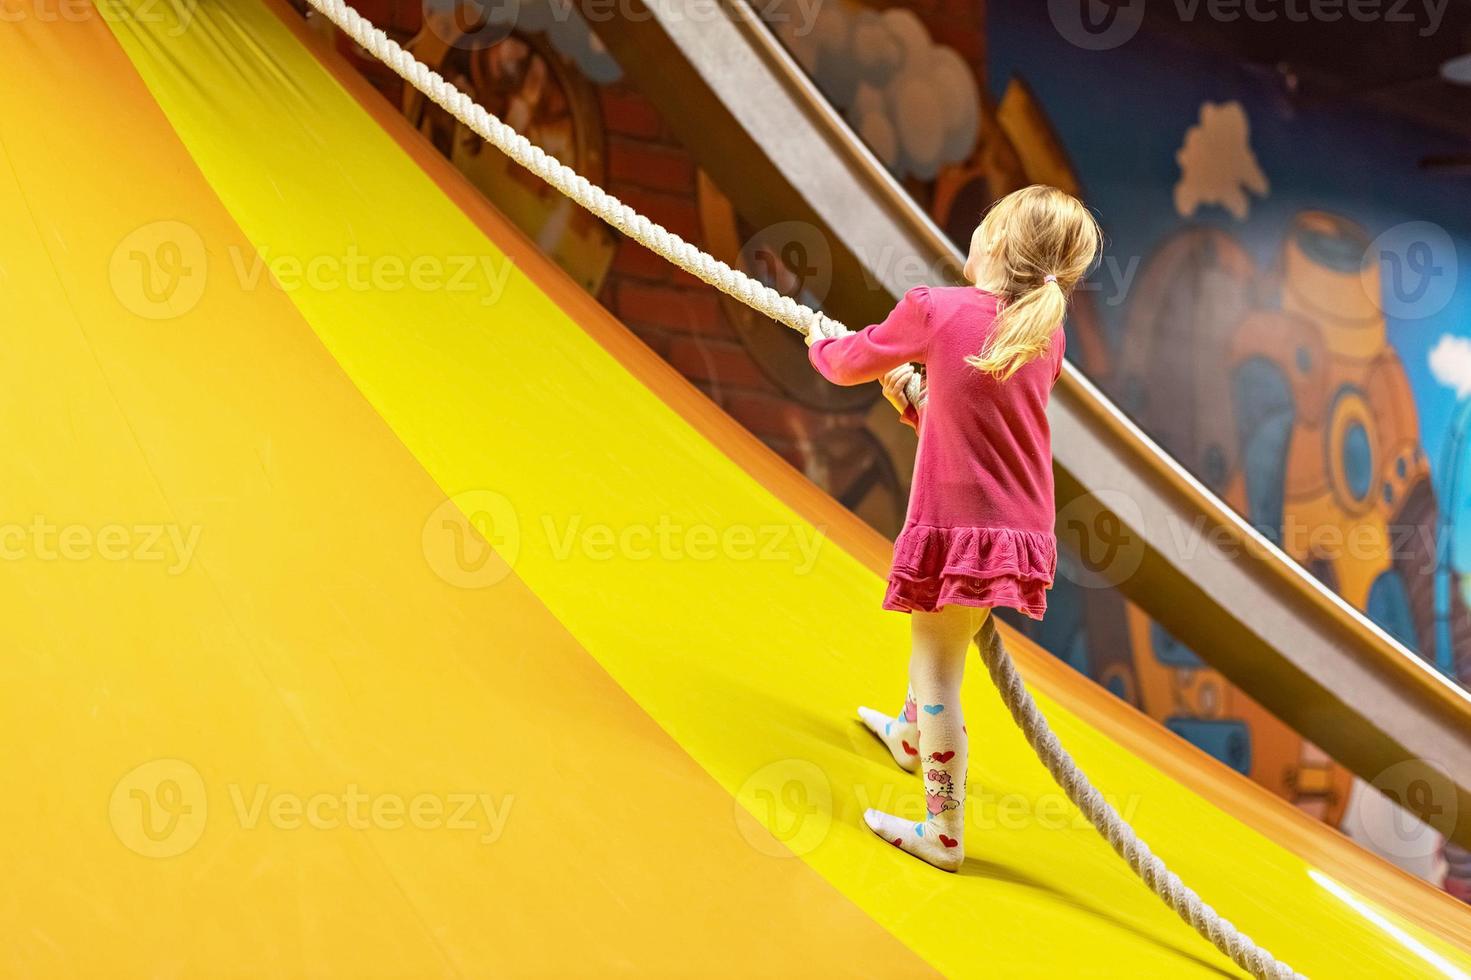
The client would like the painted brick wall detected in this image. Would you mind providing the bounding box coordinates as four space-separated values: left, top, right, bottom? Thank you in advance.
595 82 851 476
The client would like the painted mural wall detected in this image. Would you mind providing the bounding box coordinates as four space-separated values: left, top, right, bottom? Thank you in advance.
768 0 1471 896
978 2 1470 895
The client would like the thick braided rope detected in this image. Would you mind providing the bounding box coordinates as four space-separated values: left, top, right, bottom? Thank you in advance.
976 619 1302 979
300 2 1299 974
302 0 928 404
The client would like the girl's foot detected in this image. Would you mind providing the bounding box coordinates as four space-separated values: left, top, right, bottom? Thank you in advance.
862 808 964 872
857 706 920 772
863 608 977 874
857 687 921 773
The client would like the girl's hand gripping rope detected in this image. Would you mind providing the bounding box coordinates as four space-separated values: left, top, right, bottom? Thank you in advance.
881 365 925 415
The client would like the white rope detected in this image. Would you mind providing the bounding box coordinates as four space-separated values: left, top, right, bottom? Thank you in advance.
298 3 1302 975
976 620 1301 979
302 1 911 381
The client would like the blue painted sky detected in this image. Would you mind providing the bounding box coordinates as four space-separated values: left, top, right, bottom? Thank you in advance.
986 3 1471 561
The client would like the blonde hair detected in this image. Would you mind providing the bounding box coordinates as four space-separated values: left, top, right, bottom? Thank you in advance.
964 185 1102 381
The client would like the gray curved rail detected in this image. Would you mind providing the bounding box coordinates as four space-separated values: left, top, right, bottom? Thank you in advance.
589 0 1471 846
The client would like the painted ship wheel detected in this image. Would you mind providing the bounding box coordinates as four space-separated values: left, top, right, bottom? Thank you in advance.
403 16 614 295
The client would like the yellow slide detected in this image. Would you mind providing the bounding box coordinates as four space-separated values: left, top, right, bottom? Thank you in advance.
1 0 1468 974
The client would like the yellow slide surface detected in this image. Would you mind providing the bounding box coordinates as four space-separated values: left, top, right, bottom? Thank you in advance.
1 0 1468 975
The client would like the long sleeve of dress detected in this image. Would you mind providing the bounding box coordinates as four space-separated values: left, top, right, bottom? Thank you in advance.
808 286 932 386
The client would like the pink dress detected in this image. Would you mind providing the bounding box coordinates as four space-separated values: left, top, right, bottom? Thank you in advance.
808 286 1062 619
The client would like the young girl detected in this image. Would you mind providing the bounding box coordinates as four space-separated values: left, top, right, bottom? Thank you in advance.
806 185 1101 871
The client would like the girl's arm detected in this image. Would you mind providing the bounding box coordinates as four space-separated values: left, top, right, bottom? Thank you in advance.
807 286 932 386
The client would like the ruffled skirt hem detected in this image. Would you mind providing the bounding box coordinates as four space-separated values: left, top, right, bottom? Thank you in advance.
882 572 1050 619
883 524 1056 619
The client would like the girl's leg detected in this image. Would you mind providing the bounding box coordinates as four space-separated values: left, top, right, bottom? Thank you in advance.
857 685 921 773
863 604 988 872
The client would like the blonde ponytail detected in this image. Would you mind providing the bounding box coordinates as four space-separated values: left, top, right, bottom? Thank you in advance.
962 185 1102 381
967 278 1070 381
